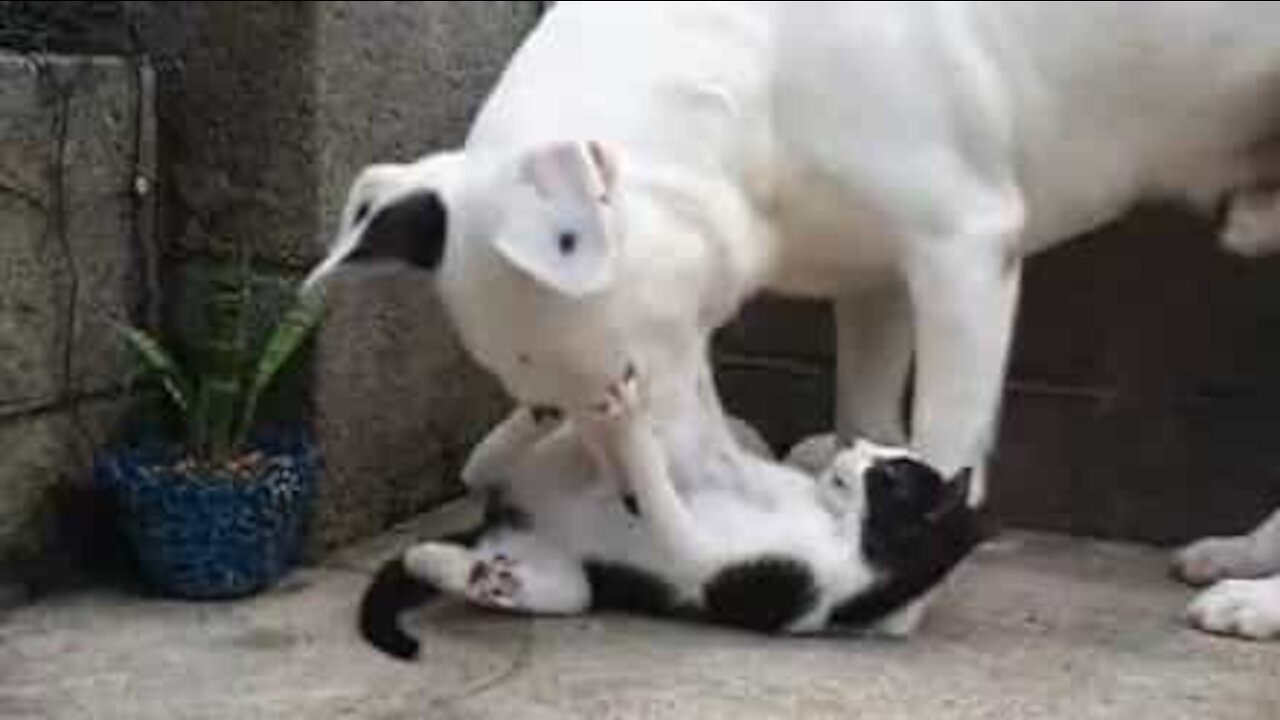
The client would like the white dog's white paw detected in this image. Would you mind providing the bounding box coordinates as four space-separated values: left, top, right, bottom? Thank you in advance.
1173 536 1263 587
1186 577 1280 641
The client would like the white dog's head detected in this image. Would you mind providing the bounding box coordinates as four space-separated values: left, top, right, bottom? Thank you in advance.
307 141 757 417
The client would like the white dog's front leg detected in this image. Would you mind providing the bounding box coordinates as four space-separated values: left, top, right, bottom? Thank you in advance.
885 231 1020 637
1175 505 1280 586
907 238 1023 505
835 281 915 446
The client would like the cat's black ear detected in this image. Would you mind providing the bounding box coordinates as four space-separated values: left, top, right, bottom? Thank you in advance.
948 467 974 503
346 190 448 271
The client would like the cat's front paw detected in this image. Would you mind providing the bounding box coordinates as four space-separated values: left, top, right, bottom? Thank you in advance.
589 363 641 420
1186 577 1280 641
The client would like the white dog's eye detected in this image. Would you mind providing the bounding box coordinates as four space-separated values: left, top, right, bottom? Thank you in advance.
832 474 848 490
558 230 578 255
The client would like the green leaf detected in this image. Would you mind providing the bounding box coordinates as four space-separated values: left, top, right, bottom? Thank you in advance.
114 323 192 415
203 376 241 462
233 290 326 449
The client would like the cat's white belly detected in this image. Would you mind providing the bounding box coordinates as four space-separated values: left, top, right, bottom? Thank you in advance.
516 478 861 603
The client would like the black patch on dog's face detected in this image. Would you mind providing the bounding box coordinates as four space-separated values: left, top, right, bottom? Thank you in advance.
346 190 447 271
585 561 676 615
702 556 818 633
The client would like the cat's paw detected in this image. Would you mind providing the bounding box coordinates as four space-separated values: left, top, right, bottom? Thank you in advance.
590 363 641 420
466 555 523 611
1186 577 1280 641
1173 536 1261 587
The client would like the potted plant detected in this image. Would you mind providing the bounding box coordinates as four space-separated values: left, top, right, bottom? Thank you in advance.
96 256 325 599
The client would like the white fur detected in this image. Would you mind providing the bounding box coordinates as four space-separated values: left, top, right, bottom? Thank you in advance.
312 2 1280 638
1174 506 1280 587
1187 577 1280 641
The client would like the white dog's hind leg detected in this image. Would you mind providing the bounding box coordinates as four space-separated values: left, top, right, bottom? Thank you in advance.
787 284 913 477
1174 505 1280 586
835 282 915 446
1187 576 1280 641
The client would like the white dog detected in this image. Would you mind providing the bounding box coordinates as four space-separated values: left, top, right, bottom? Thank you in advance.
308 2 1280 639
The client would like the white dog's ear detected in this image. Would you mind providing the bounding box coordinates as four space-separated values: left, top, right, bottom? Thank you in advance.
493 141 620 297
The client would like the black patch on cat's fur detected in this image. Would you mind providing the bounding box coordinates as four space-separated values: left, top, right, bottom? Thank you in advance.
703 556 818 633
860 458 954 567
530 405 562 424
346 190 447 271
831 462 987 628
585 561 676 615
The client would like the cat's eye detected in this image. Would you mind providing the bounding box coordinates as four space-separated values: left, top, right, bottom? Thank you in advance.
832 475 848 490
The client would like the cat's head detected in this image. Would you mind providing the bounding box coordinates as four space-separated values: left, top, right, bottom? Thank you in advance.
819 440 970 523
819 440 989 631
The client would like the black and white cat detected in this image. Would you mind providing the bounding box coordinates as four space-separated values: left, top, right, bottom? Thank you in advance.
358 403 987 660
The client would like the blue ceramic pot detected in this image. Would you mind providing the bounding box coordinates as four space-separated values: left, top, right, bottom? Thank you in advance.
96 432 317 599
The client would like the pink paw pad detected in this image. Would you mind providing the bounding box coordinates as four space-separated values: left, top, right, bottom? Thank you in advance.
467 555 522 610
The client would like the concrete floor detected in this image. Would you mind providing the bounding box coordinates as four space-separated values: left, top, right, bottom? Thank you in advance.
2 500 1277 720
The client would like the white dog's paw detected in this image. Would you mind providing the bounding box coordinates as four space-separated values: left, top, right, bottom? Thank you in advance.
1173 536 1262 587
1186 577 1280 641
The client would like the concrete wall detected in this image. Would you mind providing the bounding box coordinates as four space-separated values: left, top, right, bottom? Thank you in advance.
0 54 156 560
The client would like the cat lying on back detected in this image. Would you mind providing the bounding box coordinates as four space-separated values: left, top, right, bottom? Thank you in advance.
359 399 988 660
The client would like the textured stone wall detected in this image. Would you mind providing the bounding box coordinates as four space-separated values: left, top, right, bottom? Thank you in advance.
0 54 156 560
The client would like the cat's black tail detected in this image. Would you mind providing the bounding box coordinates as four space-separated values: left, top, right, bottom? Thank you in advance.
358 514 491 661
358 553 441 661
